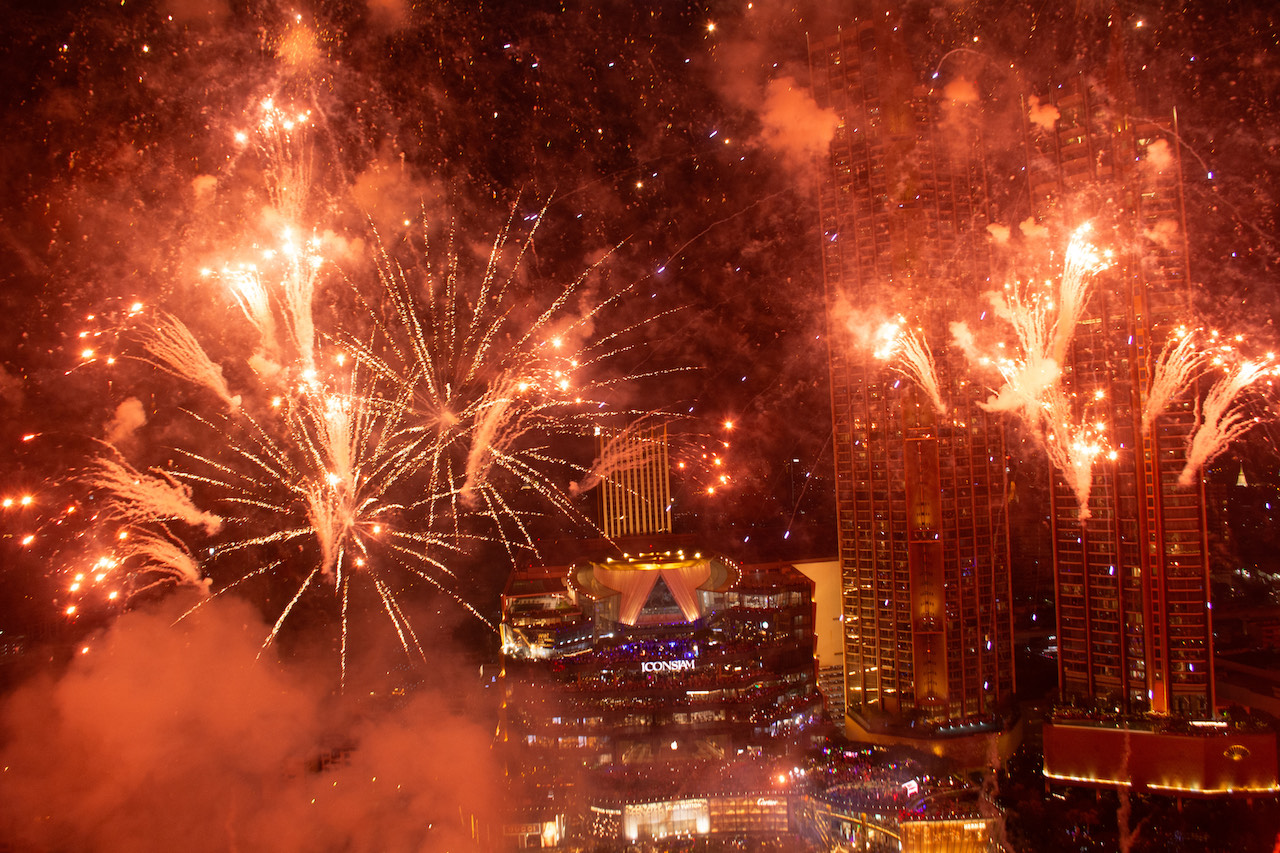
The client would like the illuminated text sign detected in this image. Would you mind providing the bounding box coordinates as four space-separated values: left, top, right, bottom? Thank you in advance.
640 659 695 673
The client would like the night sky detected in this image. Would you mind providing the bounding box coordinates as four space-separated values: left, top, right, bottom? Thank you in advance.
0 0 1277 630
1 0 1280 849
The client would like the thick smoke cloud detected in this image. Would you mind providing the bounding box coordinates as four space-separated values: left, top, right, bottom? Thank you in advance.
756 76 839 169
1026 95 1060 131
0 599 498 852
104 397 147 448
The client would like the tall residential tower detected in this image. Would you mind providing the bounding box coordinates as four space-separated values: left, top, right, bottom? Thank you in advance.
810 15 1016 745
1025 81 1215 720
1028 48 1278 798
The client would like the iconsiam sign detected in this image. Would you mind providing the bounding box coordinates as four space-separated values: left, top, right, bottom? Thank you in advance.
59 94 673 686
639 658 696 674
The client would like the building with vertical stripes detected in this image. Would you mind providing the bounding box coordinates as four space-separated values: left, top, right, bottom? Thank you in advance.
1024 77 1216 721
595 423 673 539
1018 35 1278 803
809 13 1016 747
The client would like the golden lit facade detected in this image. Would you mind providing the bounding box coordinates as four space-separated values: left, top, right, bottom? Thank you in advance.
597 423 672 539
1043 721 1279 797
899 816 995 853
811 16 1015 732
1027 83 1214 717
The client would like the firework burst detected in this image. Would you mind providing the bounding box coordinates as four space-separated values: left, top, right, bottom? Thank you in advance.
954 223 1112 519
62 95 671 686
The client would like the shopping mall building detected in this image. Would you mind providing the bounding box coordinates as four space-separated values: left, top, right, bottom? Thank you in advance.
495 426 998 849
499 533 825 765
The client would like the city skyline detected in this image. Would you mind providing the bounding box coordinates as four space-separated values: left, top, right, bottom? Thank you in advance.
2 1 1280 849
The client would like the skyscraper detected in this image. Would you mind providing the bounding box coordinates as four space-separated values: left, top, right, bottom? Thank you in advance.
594 422 673 539
1029 45 1278 801
810 14 1016 743
1025 79 1214 720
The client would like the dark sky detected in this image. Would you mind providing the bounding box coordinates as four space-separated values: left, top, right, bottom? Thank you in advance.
1 0 1279 636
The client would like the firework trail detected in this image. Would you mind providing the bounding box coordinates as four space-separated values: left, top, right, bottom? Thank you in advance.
212 99 325 378
137 313 239 409
953 282 1056 420
978 224 1109 415
275 227 324 380
570 419 670 497
215 263 279 363
1178 357 1269 487
83 456 223 535
253 97 313 227
1142 326 1207 435
873 317 946 414
1051 224 1107 362
459 379 520 509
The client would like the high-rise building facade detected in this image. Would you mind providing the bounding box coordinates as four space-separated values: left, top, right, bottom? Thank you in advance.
1025 81 1214 719
594 423 673 539
810 15 1015 736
